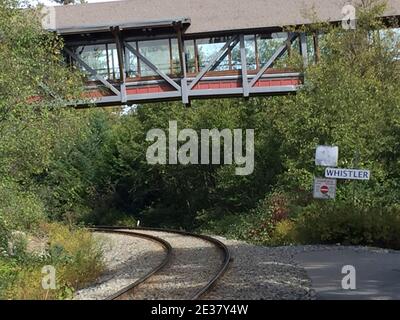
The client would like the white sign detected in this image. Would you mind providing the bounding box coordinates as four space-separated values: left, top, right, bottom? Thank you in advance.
313 178 336 199
325 168 370 180
315 146 339 167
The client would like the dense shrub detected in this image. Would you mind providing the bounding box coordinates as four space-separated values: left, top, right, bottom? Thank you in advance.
295 202 400 249
269 220 297 246
200 194 286 245
0 181 45 231
0 223 105 299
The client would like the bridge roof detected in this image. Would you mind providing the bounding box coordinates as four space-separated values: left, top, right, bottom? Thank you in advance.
51 0 400 35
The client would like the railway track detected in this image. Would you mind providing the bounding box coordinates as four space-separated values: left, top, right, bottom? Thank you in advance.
90 226 231 300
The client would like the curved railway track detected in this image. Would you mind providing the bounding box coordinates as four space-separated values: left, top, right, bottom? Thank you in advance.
90 226 231 300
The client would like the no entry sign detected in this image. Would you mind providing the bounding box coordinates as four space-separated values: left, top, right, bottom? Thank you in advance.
320 185 329 194
313 178 336 199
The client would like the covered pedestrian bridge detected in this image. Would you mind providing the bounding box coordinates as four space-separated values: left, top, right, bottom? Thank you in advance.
43 0 400 107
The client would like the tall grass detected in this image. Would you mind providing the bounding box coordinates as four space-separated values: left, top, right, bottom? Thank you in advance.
0 223 105 300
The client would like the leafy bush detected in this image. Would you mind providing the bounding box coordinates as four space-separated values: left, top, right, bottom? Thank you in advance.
295 202 400 249
0 223 105 299
270 220 297 246
45 223 105 290
197 210 253 240
0 180 45 231
199 194 280 244
0 219 10 256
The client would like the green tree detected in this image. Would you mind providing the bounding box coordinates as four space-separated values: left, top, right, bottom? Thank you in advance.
264 2 400 205
0 0 84 231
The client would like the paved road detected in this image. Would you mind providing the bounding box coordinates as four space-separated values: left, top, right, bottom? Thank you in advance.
295 247 400 300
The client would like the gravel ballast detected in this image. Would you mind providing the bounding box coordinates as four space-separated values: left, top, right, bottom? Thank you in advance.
202 237 314 300
121 230 224 300
74 230 315 300
74 232 166 300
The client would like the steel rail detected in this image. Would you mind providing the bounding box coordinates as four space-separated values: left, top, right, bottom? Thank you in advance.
90 227 172 300
93 226 231 300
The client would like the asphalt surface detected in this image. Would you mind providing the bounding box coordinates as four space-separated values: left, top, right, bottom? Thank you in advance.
294 247 400 300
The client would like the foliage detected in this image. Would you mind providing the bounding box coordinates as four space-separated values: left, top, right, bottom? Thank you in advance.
295 202 400 249
270 220 297 246
0 1 105 300
0 180 45 231
0 223 105 300
54 101 283 229
266 5 400 202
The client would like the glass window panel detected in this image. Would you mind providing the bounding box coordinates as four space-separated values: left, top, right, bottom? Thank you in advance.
170 39 181 75
292 36 300 54
306 34 315 64
185 40 196 73
392 28 400 60
317 33 328 57
257 33 288 66
245 35 257 70
196 37 230 71
107 43 120 80
75 44 123 80
231 35 257 70
76 44 108 80
138 39 170 76
126 42 139 78
379 28 400 60
230 42 240 70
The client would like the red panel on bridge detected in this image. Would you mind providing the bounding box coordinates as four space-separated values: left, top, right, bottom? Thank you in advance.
191 78 301 90
79 75 301 105
126 84 175 95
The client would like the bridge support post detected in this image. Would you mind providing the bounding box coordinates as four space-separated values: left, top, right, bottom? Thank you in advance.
181 78 189 104
120 83 127 103
240 34 249 98
175 23 190 105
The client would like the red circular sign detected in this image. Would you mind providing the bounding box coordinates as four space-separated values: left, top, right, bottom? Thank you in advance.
320 185 329 194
